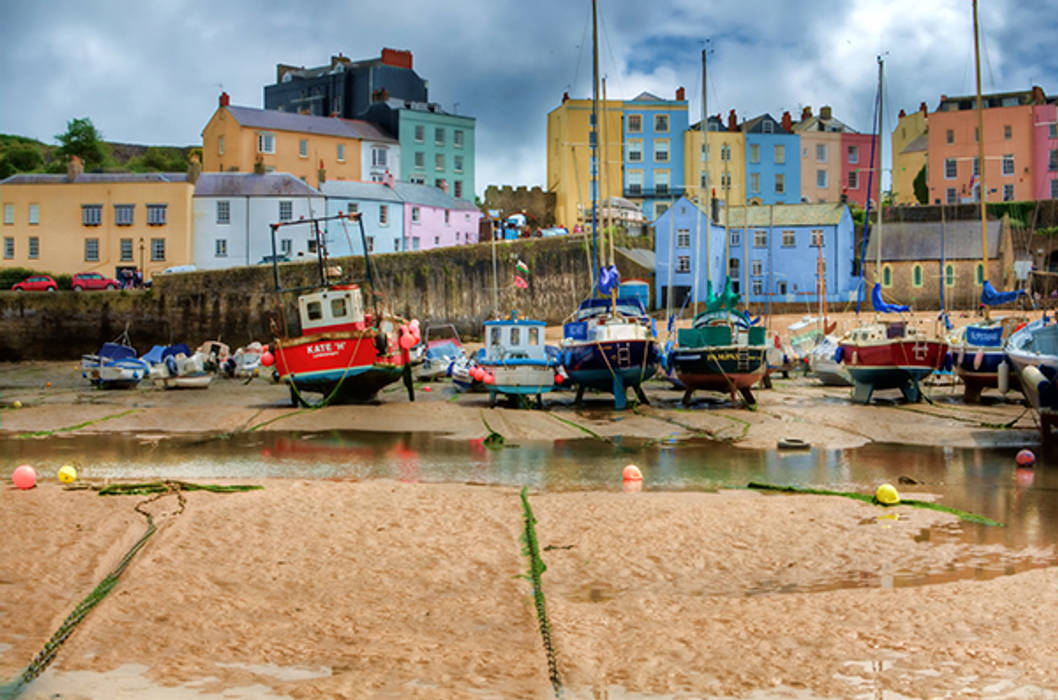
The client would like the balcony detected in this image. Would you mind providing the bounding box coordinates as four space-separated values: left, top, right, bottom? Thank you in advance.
624 185 685 199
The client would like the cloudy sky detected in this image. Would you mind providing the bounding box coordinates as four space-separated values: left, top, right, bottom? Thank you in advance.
2 0 1055 196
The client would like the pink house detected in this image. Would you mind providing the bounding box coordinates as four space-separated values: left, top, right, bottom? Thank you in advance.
1031 102 1058 200
392 181 481 252
839 132 879 208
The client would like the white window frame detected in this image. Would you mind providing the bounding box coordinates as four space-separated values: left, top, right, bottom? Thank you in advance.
751 259 763 276
654 138 669 162
216 200 231 225
84 237 100 261
414 151 424 169
454 155 464 172
1002 154 1014 176
815 143 827 162
676 229 691 248
299 139 308 158
1003 184 1014 201
82 204 102 226
655 170 670 195
218 135 224 156
28 236 39 259
810 229 823 247
412 206 421 223
372 147 387 168
781 230 795 247
749 172 760 193
816 169 827 188
627 139 643 162
775 173 785 194
114 204 134 226
151 237 165 261
337 143 346 162
120 238 133 261
749 143 760 164
752 279 764 296
847 145 859 164
257 131 275 154
2 203 13 225
848 170 859 189
2 236 12 259
279 201 293 221
146 204 167 226
754 230 767 248
435 127 445 145
774 144 785 164
414 124 424 142
676 255 690 273
379 205 388 226
28 203 39 225
435 153 444 171
944 158 957 179
454 130 464 147
215 239 228 257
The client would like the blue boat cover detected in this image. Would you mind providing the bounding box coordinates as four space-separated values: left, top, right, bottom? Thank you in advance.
871 283 909 313
99 343 137 361
597 264 620 295
981 280 1024 306
965 324 1004 347
142 344 191 364
575 297 648 318
140 345 166 364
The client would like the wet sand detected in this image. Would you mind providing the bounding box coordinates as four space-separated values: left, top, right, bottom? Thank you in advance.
2 310 1056 698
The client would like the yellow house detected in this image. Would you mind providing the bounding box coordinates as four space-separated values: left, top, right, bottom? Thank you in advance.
201 93 395 189
546 96 624 231
683 119 746 210
0 159 193 281
891 106 929 205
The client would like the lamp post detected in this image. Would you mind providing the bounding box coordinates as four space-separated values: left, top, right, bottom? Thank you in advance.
138 237 145 276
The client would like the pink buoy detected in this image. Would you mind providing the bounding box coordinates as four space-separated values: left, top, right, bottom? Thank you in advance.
483 373 495 385
1015 449 1036 468
422 385 432 392
622 464 643 482
399 333 416 350
260 351 275 367
12 465 37 490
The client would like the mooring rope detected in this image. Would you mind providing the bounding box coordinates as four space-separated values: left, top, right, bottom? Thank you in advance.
519 487 561 696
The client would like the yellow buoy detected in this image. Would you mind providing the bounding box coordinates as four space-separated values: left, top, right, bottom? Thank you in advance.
12 400 22 409
875 483 900 505
58 465 78 484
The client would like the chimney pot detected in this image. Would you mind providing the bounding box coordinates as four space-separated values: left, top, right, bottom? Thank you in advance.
919 101 928 115
820 105 832 120
676 86 685 101
898 108 906 118
562 91 569 103
727 109 737 131
781 111 793 132
801 105 812 121
219 91 230 107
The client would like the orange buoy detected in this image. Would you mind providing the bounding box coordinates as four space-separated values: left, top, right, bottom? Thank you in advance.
622 464 643 482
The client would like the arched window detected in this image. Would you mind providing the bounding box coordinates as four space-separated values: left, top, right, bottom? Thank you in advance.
912 264 923 287
882 264 893 288
946 263 955 287
975 262 985 286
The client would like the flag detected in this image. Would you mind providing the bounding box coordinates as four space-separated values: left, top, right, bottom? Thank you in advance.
514 275 528 289
515 260 529 276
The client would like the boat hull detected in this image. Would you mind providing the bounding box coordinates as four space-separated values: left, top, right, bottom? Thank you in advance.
949 345 1020 398
839 339 947 403
561 339 658 392
274 330 405 403
480 361 556 399
671 345 768 403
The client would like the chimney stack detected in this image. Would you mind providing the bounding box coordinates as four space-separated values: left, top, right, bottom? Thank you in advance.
676 86 685 101
898 108 906 118
187 151 201 184
919 101 928 116
219 92 230 107
380 48 413 70
801 105 812 121
781 111 793 132
728 109 737 131
562 91 569 103
1032 85 1045 104
382 170 395 188
820 105 832 120
66 155 83 182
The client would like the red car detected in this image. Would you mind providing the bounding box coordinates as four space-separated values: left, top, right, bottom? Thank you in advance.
11 275 58 292
71 272 120 291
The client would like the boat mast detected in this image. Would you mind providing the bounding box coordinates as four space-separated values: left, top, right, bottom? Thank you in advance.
972 0 990 291
694 46 708 318
590 0 599 293
875 56 884 283
854 57 882 315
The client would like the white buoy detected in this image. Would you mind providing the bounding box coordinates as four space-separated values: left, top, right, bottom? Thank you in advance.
998 360 1010 394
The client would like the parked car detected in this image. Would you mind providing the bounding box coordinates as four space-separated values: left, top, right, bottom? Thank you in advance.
258 254 292 265
71 272 120 291
11 275 58 292
161 264 197 274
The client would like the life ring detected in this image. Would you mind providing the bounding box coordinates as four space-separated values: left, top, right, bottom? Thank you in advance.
777 437 811 450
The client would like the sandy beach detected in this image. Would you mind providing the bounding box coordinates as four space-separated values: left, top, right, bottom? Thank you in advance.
2 310 1056 698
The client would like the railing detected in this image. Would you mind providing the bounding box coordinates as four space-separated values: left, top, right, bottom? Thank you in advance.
624 186 685 199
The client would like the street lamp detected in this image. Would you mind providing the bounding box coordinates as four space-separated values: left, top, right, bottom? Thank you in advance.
138 238 145 276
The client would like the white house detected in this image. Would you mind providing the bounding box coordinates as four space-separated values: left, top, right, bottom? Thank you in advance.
192 173 325 269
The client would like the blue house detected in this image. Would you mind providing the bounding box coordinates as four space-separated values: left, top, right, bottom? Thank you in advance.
320 181 404 256
741 113 801 205
623 91 689 221
722 203 858 305
652 197 725 311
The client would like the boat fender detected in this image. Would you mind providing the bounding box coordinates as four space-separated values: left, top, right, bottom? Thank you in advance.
374 331 388 356
997 359 1010 394
833 346 844 364
973 349 984 370
957 348 965 366
943 353 953 372
165 355 178 377
563 350 572 367
1021 365 1049 397
852 351 859 365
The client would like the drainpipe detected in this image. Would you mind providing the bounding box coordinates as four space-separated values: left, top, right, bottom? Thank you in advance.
245 196 251 266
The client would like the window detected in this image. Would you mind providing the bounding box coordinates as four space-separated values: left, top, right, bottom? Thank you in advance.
412 236 420 251
2 237 12 259
147 204 167 225
120 238 133 261
654 139 669 162
721 144 730 161
435 178 446 190
655 203 669 216
280 239 292 255
626 139 643 162
454 130 464 147
2 203 12 224
1002 154 1014 176
379 205 388 225
454 181 463 198
676 230 691 247
414 124 425 142
676 255 690 273
882 264 892 287
730 230 740 246
307 236 318 255
776 280 787 295
774 144 785 164
215 239 228 257
28 204 39 225
529 327 540 346
750 172 760 193
435 153 445 170
216 200 230 224
945 263 955 287
946 187 958 204
372 147 387 168
218 135 224 156
337 144 345 162
306 301 322 321
454 155 464 172
434 235 440 245
82 204 102 226
975 127 979 142
412 206 421 223
1051 123 1058 139
762 120 773 134
257 132 275 154
279 201 292 221
972 157 979 177
84 237 99 261
912 264 923 287
721 173 731 189
749 143 760 163
655 170 670 195
751 259 763 276
331 297 348 318
810 229 823 247
627 171 643 195
151 238 165 261
1049 149 1058 171
444 210 450 224
775 173 785 194
754 230 767 247
627 114 642 133
816 169 827 188
848 170 859 189
975 262 985 285
299 139 308 158
112 204 132 226
752 279 763 296
944 158 957 179
815 143 827 162
728 257 740 276
28 236 38 259
347 202 358 215
654 114 669 132
781 230 795 247
394 237 402 252
1053 179 1058 199
1004 124 1012 140
1003 184 1014 201
409 174 425 184
847 145 859 164
414 151 424 169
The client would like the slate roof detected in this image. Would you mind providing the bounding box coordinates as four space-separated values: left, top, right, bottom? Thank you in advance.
616 246 656 272
391 181 479 211
901 134 929 153
791 115 857 133
865 220 1001 261
321 180 478 211
629 91 664 102
194 173 320 197
224 105 397 142
320 180 403 202
0 173 188 185
722 203 848 227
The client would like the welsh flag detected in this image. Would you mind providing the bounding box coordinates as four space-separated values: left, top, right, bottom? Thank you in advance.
515 260 529 276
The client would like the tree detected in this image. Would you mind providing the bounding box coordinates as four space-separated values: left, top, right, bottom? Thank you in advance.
55 117 109 172
913 165 928 205
0 143 44 177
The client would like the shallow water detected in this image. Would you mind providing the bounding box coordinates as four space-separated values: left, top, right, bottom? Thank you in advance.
3 430 1056 589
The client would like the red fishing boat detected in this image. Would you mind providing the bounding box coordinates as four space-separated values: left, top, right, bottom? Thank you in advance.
267 212 416 406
